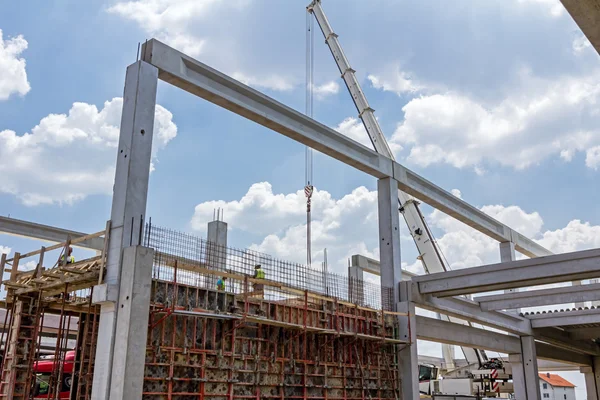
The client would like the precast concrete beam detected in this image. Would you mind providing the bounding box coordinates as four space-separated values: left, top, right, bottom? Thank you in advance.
527 308 600 328
140 38 552 259
561 0 600 56
568 327 600 341
415 316 592 366
415 248 600 297
476 282 600 311
411 282 533 336
350 254 417 280
0 216 104 251
416 315 522 354
533 327 600 356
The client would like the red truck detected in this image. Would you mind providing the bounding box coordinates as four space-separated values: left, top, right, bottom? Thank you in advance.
32 351 75 399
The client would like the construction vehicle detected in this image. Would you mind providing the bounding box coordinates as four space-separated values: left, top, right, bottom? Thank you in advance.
307 1 514 397
32 351 75 399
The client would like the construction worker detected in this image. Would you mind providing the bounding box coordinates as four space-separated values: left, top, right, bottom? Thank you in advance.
254 264 265 279
254 264 265 298
60 247 75 265
216 276 226 291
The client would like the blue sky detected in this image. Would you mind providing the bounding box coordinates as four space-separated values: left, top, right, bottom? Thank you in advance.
1 1 599 395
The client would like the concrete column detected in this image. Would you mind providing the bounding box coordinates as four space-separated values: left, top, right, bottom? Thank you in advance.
521 336 541 400
580 358 600 400
377 178 417 399
398 282 419 400
207 220 228 289
377 177 401 305
109 246 153 399
500 242 521 314
509 354 527 400
91 60 158 400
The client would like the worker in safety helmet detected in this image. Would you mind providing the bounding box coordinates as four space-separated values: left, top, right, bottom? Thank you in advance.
216 276 226 291
60 247 75 265
254 264 265 298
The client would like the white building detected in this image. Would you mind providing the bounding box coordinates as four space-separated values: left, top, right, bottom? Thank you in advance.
539 373 576 400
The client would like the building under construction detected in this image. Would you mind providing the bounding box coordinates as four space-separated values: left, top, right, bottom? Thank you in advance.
2 1 600 400
0 222 404 399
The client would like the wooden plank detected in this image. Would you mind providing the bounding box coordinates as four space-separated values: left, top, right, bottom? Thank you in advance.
58 267 87 275
15 270 98 296
10 229 105 261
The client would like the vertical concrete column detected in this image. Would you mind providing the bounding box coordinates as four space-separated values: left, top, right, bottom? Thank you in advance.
398 282 419 400
581 358 600 400
377 177 417 400
500 242 521 314
521 336 541 400
509 353 527 400
91 60 158 400
109 246 153 399
207 220 228 289
377 177 402 304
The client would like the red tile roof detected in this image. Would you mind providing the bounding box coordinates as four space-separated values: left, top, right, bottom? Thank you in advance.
539 373 576 388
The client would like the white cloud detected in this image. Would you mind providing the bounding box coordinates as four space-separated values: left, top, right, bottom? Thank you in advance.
517 0 564 17
191 182 381 274
0 246 10 255
0 29 30 101
0 98 177 206
333 117 403 155
311 81 339 100
192 181 600 280
231 72 294 92
586 146 600 170
538 220 600 254
191 181 600 280
368 66 423 96
391 71 600 171
107 0 229 57
334 117 371 147
573 34 592 54
109 0 297 92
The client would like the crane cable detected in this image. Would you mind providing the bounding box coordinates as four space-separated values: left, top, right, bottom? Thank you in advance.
305 11 315 268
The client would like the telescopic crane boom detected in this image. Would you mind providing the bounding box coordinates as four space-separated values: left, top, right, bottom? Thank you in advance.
307 0 487 367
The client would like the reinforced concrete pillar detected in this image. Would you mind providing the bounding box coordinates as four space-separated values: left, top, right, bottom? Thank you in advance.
398 282 419 400
109 246 153 399
500 242 520 314
509 353 527 400
522 336 541 400
377 177 418 399
580 357 600 400
207 220 228 289
91 60 158 400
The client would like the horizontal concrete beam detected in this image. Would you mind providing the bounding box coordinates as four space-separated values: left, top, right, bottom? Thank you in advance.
415 248 600 297
350 254 417 279
411 283 533 335
560 0 600 56
416 316 592 366
476 282 600 311
140 39 551 259
527 308 600 328
0 216 104 251
567 327 600 341
534 327 600 356
416 315 521 354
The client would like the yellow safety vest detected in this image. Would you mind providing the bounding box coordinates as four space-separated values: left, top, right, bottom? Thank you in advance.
61 255 75 264
255 269 265 279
